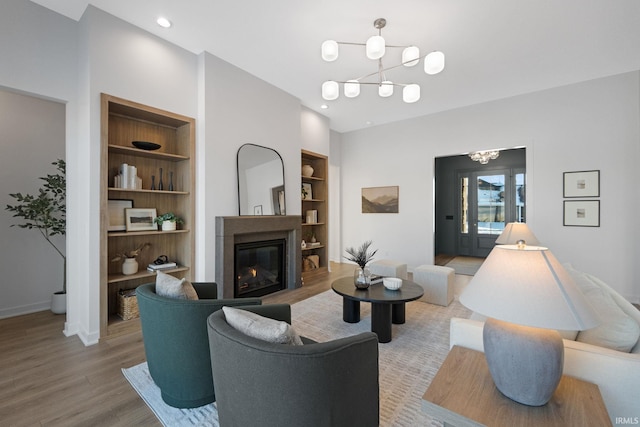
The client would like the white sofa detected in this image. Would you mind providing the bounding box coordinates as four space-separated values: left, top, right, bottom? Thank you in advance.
450 267 640 425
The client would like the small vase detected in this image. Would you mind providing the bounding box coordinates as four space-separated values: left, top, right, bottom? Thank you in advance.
162 221 177 231
158 168 164 190
302 164 314 177
168 171 174 191
122 258 138 276
354 266 371 289
150 175 156 190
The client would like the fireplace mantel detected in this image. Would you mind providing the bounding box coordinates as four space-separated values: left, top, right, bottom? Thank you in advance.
215 216 302 298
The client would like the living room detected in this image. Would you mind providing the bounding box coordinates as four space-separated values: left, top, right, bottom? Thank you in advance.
1 0 639 425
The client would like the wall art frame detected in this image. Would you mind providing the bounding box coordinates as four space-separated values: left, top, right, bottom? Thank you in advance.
107 199 133 232
563 170 600 198
563 200 600 227
125 208 157 232
362 186 399 213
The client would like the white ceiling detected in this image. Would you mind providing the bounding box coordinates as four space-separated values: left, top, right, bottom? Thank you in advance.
30 0 640 133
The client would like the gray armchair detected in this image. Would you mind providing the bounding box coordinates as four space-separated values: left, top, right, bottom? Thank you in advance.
207 304 379 427
136 282 261 408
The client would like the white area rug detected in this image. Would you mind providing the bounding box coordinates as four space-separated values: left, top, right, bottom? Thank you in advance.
123 289 471 426
445 256 485 276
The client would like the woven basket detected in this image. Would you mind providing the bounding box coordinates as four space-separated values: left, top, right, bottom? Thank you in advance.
117 288 139 320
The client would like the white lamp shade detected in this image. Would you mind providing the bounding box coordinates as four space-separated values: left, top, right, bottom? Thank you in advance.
460 245 600 331
495 222 540 245
321 40 339 62
403 84 420 103
321 81 339 100
424 51 445 75
378 81 393 97
344 80 360 98
366 35 386 60
402 46 420 67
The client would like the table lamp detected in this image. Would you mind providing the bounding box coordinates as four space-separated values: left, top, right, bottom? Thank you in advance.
459 244 600 406
495 222 540 245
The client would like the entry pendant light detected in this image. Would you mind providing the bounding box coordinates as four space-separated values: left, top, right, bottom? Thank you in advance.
320 18 445 103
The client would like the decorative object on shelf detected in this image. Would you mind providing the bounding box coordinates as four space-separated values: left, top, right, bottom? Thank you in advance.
114 163 142 189
302 254 320 272
321 18 444 103
563 200 600 227
132 141 161 151
563 170 600 198
468 150 500 164
150 175 156 190
107 199 133 232
154 212 184 231
117 288 139 320
168 171 174 191
253 205 263 215
301 240 307 249
362 186 399 214
111 242 151 276
383 277 403 290
301 183 313 200
302 164 314 177
305 209 318 224
344 240 378 289
125 208 157 231
459 244 600 406
158 167 164 191
5 159 67 313
310 233 317 244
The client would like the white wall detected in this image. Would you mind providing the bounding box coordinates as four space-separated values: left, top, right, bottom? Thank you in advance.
340 72 640 302
0 90 65 318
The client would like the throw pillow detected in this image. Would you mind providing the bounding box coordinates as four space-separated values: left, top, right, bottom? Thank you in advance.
155 270 199 300
573 271 640 352
222 306 303 345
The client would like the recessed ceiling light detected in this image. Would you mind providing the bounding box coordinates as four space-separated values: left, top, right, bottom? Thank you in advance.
320 104 328 109
157 17 172 28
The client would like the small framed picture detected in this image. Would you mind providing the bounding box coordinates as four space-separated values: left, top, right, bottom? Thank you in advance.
563 200 600 227
563 170 599 198
108 199 133 231
302 183 313 200
253 205 263 215
125 208 157 231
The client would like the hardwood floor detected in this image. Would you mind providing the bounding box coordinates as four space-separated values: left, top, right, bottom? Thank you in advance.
0 262 354 426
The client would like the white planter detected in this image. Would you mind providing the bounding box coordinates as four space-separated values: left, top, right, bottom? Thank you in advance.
161 221 177 231
122 258 139 275
51 291 66 314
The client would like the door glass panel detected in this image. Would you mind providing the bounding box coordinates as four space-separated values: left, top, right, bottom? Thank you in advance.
515 172 525 222
477 174 505 235
460 176 469 234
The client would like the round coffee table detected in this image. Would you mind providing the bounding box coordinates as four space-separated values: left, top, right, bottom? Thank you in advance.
331 276 424 343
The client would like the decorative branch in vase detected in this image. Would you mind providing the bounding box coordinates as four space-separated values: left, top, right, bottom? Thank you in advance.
344 240 378 289
111 242 151 276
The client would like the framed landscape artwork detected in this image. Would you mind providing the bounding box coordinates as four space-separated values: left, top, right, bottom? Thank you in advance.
125 208 157 231
563 200 600 227
362 186 399 213
563 170 600 198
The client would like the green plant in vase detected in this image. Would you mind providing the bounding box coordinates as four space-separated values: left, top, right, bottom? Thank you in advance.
154 212 184 231
344 240 378 289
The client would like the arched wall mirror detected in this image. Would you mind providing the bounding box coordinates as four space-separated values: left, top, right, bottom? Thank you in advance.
237 143 286 215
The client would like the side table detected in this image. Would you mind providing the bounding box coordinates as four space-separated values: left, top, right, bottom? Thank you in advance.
422 345 612 427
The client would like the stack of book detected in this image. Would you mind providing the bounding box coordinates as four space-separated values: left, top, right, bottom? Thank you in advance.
147 262 177 272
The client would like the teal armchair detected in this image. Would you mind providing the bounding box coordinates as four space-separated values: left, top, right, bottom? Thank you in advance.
136 282 261 408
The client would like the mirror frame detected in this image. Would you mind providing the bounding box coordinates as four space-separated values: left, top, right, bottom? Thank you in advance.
237 143 286 216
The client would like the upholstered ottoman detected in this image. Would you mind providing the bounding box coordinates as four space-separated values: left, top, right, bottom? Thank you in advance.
413 265 455 306
369 259 408 280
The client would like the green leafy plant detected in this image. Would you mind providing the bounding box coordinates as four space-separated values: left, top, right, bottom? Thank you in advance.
153 212 184 225
344 240 378 269
5 159 66 293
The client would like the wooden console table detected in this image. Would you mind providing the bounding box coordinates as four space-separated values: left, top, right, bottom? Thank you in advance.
422 345 612 427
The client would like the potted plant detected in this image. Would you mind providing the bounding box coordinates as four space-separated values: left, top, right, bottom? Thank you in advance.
344 240 378 289
111 242 151 275
154 212 184 231
5 159 67 313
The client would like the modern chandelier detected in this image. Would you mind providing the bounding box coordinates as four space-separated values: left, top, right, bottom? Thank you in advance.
321 18 445 104
468 150 500 164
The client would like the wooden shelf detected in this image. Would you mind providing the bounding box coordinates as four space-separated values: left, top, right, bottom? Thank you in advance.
107 266 189 284
301 149 329 281
100 93 195 339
